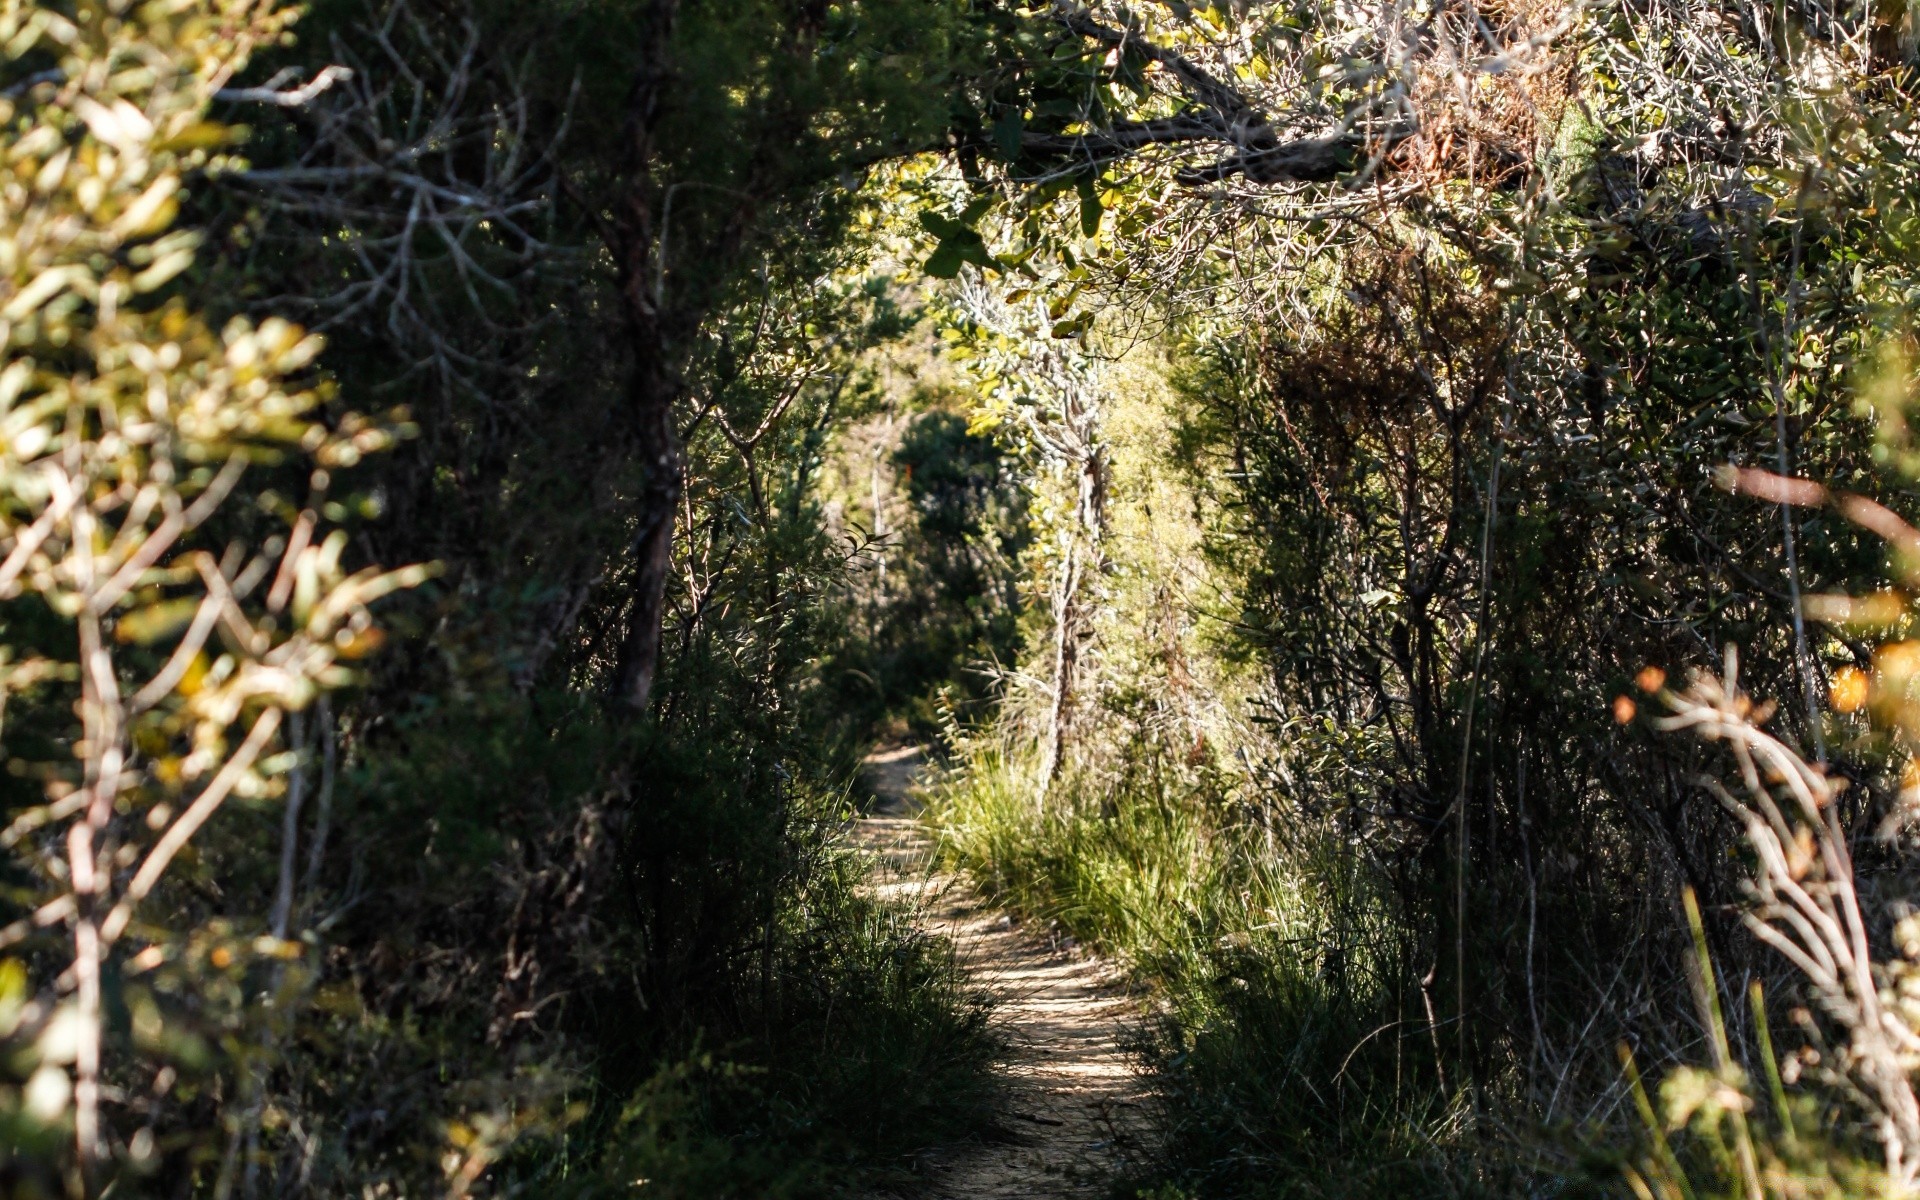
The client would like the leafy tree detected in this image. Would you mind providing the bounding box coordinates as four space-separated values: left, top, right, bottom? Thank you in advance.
0 0 425 1187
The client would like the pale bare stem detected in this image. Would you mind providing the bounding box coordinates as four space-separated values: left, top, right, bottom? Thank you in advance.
51 443 151 1173
65 819 101 1170
101 710 285 947
128 589 223 714
0 895 78 953
215 65 354 108
266 510 317 615
0 467 78 597
1658 659 1920 1185
0 793 88 854
953 276 1109 791
64 462 123 1172
90 456 247 615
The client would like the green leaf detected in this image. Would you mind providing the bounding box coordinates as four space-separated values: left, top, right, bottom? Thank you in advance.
1050 312 1092 338
920 195 999 277
115 598 201 645
919 209 963 239
925 242 966 278
955 233 997 271
960 194 995 226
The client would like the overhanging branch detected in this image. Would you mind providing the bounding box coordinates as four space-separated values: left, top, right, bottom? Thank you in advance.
1037 5 1406 186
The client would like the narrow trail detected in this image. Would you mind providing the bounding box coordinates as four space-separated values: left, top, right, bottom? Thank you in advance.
853 747 1153 1199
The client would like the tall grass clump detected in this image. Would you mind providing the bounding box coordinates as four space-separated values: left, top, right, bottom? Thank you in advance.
928 735 1480 1198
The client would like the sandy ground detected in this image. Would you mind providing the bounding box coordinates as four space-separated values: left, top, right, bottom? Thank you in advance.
853 746 1154 1199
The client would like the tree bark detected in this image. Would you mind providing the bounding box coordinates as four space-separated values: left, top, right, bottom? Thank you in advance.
611 358 683 714
609 0 684 715
1039 381 1107 791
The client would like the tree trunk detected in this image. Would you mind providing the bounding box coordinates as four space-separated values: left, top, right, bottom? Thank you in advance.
1040 544 1083 791
608 0 683 715
1039 385 1108 791
611 357 683 713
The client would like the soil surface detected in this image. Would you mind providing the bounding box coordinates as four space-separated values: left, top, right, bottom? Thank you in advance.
853 746 1153 1198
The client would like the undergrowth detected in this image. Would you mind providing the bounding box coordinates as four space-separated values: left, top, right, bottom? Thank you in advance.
565 837 1002 1198
927 733 1903 1200
925 742 1525 1199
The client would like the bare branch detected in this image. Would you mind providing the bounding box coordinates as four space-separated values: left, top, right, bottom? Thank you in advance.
215 65 355 108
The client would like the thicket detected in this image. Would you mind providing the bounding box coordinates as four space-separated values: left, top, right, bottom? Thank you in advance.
14 0 1920 1197
923 0 1920 1198
823 393 1031 735
0 0 1023 1195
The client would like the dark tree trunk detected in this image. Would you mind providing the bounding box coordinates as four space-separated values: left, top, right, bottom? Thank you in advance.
612 357 683 713
609 0 684 715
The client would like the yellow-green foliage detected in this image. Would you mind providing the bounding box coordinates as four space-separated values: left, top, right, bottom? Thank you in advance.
0 0 425 1184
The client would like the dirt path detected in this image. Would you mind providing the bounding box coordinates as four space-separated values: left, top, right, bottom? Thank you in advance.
854 746 1153 1199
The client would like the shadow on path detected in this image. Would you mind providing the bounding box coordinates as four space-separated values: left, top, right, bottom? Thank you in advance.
852 746 1154 1199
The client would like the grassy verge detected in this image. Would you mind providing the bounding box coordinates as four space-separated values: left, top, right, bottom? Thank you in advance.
923 737 1912 1200
924 741 1525 1200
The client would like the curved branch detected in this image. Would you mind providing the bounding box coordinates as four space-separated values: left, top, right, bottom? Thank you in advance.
1055 7 1271 136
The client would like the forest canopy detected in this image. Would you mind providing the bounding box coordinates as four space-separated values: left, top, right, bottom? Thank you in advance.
6 0 1920 1197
